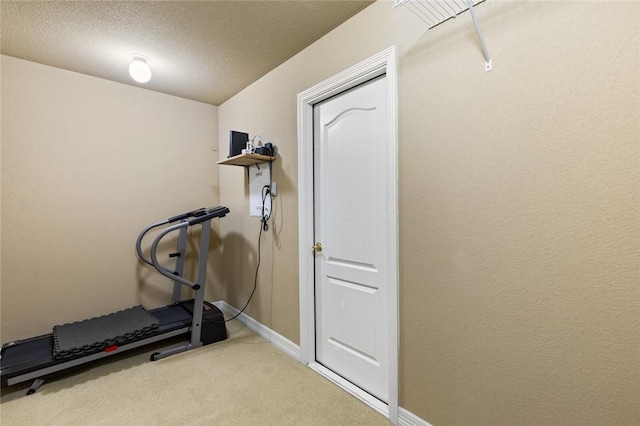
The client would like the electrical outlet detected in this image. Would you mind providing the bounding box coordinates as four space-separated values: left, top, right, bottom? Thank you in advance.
271 182 277 196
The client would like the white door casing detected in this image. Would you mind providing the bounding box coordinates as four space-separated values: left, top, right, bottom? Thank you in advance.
297 46 398 422
314 75 389 402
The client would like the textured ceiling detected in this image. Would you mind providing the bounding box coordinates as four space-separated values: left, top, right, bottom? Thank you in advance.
1 0 373 105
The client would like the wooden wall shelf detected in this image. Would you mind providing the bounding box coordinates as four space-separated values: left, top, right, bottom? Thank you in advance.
217 153 276 167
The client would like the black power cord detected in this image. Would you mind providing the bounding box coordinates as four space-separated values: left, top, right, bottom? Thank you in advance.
218 184 271 323
260 184 271 232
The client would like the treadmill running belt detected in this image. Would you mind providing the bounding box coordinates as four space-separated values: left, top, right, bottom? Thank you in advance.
52 306 160 360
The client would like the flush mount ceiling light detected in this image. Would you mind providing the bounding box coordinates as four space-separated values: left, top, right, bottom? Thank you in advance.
129 55 152 83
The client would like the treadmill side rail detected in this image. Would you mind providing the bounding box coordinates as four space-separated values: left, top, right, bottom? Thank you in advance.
5 326 190 390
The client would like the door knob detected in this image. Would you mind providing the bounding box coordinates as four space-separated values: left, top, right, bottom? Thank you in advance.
313 242 323 253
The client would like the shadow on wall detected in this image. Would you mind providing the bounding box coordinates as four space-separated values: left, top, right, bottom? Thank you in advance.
206 227 225 302
219 232 259 311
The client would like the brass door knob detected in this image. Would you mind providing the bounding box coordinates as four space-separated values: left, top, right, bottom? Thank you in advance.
313 242 323 253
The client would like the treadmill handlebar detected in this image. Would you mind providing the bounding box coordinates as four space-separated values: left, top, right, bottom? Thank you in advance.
188 206 230 226
150 222 198 290
136 219 170 268
136 206 228 267
147 206 229 290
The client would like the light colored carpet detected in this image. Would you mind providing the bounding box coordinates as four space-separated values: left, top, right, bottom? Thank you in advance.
0 320 389 425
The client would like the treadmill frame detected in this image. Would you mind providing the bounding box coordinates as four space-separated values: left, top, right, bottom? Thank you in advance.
0 206 229 394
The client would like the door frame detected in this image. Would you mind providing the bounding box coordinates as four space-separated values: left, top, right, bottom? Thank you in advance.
297 46 399 422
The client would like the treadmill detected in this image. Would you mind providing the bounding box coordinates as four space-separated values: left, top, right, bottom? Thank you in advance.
1 206 230 395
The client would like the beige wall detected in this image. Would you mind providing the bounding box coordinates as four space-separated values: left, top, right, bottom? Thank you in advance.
218 1 639 424
1 55 221 342
1 1 638 424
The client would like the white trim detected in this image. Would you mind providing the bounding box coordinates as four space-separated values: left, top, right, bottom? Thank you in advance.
213 301 300 361
297 45 399 424
398 408 434 426
215 301 431 426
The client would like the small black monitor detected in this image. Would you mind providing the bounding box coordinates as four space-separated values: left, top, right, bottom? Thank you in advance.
229 130 249 158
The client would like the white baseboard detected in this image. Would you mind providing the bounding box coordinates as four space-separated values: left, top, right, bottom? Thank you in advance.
213 301 431 426
213 300 301 361
398 407 433 426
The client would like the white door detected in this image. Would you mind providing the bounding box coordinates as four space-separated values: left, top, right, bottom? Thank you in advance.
313 75 390 402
